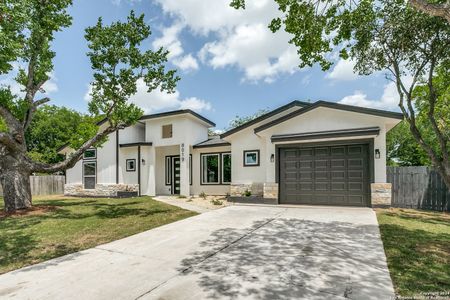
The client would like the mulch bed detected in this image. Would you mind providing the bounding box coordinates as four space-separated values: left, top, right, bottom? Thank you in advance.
0 205 57 219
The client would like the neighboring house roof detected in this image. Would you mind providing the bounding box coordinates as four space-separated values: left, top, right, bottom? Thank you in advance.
140 109 215 127
193 136 231 148
220 100 311 139
56 143 70 153
254 101 403 133
271 127 381 143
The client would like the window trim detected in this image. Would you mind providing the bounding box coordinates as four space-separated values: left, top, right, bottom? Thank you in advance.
200 152 231 185
221 153 232 184
243 150 260 167
126 159 136 172
83 148 97 160
82 161 96 189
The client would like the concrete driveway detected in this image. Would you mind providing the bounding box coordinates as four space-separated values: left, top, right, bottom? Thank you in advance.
0 205 394 300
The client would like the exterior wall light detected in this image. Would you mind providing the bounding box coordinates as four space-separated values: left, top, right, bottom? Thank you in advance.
270 154 275 163
141 158 146 165
375 149 380 159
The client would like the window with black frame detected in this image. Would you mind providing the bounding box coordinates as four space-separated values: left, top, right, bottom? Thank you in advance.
222 153 231 184
201 154 219 184
83 161 96 189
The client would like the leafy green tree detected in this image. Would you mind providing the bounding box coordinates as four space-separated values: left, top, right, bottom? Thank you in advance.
231 0 450 188
0 1 178 212
226 109 269 130
387 121 430 166
25 105 94 164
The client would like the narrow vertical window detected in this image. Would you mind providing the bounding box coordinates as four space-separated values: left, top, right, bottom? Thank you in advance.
83 161 96 189
222 153 231 184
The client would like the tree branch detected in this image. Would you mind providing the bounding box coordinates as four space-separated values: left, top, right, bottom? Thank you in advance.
22 97 51 131
409 0 450 23
28 125 118 173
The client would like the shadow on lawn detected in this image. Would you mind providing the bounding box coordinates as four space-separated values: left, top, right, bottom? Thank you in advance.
383 209 450 227
0 197 179 273
378 222 450 295
174 218 393 300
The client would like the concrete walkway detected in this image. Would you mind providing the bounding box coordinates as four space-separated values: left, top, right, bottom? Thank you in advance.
0 205 394 300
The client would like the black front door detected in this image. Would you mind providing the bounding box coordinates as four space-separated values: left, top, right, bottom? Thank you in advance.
172 157 180 195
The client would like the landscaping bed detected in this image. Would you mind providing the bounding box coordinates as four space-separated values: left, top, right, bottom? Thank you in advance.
376 208 450 296
0 195 197 274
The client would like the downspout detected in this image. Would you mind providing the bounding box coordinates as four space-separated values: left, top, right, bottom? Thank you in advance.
138 145 141 196
116 131 119 184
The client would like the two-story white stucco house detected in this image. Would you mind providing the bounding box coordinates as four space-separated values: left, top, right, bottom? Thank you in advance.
59 100 403 207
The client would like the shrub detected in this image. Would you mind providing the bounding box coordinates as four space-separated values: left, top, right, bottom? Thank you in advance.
243 189 251 197
210 198 223 206
199 192 207 199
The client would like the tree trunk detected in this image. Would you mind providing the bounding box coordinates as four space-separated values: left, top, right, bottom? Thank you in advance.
0 162 32 213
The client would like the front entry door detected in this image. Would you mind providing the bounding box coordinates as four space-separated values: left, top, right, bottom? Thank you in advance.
172 157 181 195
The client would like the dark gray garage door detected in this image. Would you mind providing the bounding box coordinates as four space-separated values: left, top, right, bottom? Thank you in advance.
279 144 370 206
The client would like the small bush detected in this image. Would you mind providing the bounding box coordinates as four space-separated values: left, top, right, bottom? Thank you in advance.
210 198 223 206
242 189 252 197
199 192 207 199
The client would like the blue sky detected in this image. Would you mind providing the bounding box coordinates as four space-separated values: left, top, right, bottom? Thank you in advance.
3 0 401 130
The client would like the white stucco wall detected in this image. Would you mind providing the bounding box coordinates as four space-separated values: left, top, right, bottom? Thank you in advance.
255 107 400 182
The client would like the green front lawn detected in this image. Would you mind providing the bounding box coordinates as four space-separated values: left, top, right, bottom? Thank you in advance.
0 195 197 274
376 208 450 296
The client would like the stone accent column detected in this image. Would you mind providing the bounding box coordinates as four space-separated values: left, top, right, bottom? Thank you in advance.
263 183 278 199
179 143 190 197
371 183 392 207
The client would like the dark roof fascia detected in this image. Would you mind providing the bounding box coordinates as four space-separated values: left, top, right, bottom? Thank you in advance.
271 127 380 143
193 142 231 149
220 100 310 139
255 101 403 133
119 142 153 148
140 110 215 127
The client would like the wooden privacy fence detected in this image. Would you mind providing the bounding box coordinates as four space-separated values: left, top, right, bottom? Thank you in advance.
387 166 450 211
0 175 65 196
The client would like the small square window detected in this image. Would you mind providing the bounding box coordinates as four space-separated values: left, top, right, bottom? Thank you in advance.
83 148 96 159
162 124 173 139
126 159 136 172
243 150 260 167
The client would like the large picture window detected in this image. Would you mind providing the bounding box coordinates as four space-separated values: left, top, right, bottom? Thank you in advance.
83 161 96 189
222 153 231 184
202 154 219 184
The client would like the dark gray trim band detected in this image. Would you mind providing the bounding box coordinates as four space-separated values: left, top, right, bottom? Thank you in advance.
193 142 231 149
271 127 380 143
255 101 403 133
140 109 215 127
119 142 153 148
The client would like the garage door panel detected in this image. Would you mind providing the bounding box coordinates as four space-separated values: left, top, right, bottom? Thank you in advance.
331 159 346 168
280 143 370 207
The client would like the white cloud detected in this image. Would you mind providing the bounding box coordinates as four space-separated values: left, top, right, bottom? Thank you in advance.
173 54 199 71
338 76 413 109
154 0 303 82
326 58 358 81
84 79 212 113
152 23 199 72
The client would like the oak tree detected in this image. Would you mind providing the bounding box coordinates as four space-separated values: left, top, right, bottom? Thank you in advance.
0 1 178 212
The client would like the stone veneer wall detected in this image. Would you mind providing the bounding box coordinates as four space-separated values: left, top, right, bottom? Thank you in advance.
371 183 392 207
263 183 279 199
64 184 139 197
230 183 264 196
